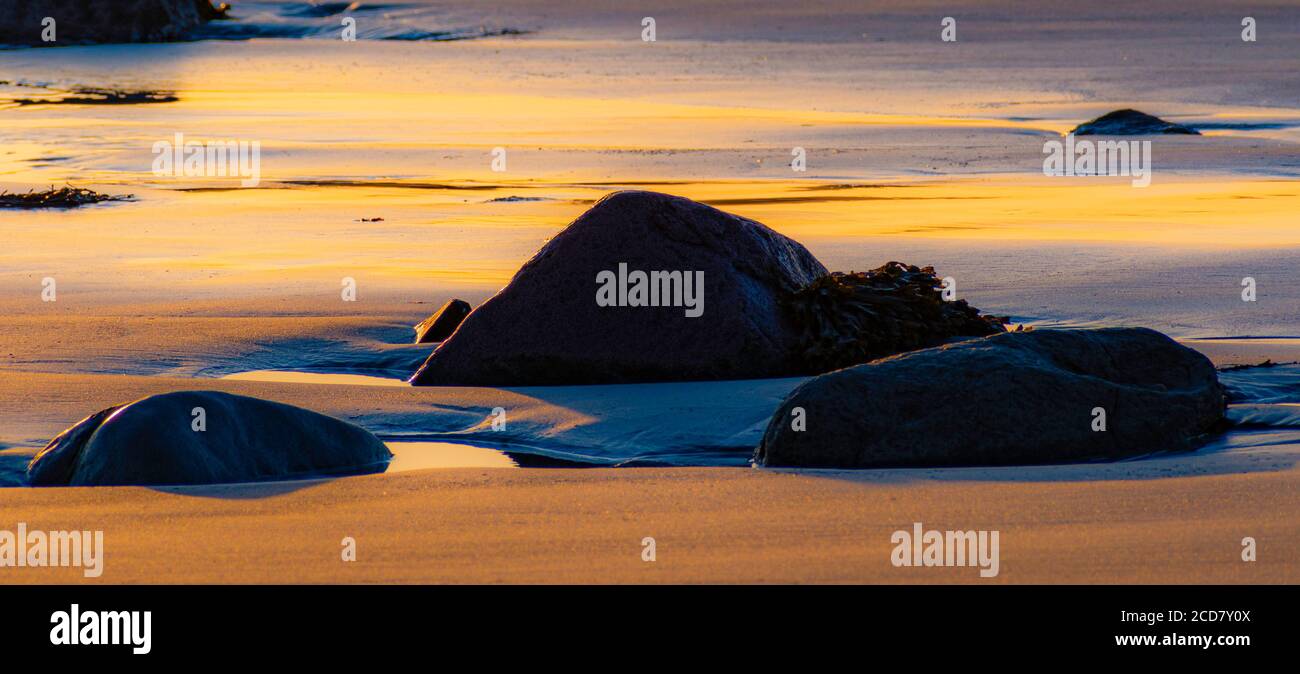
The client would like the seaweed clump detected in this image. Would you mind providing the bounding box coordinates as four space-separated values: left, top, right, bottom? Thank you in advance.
0 186 133 209
10 88 178 106
784 262 1007 373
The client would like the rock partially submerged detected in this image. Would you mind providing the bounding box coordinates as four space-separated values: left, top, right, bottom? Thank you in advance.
414 299 472 343
1071 109 1199 136
756 328 1226 468
0 0 227 46
27 391 391 486
411 191 1005 386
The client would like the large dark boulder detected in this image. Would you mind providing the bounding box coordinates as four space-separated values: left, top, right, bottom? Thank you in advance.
27 390 391 486
411 191 1005 386
411 190 830 386
0 1 226 46
756 328 1226 468
1071 109 1199 135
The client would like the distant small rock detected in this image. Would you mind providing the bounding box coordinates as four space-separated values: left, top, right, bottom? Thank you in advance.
414 299 472 344
1071 109 1199 135
756 328 1226 468
27 391 391 486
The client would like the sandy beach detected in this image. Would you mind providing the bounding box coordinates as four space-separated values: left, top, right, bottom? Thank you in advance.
4 463 1295 584
2 0 1298 585
1 310 1297 583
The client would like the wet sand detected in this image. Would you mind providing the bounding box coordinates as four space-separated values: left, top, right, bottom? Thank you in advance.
3 461 1294 584
0 312 1297 584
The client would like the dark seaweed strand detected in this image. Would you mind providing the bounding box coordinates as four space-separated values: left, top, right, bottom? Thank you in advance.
0 185 133 208
783 262 1007 373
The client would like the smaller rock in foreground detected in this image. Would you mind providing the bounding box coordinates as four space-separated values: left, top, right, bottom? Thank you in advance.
27 390 392 486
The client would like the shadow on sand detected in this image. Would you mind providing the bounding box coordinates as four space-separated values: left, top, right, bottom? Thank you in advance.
771 425 1300 486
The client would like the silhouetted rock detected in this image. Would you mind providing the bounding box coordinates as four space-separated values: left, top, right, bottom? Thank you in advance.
411 191 829 385
27 391 392 486
411 191 1006 386
756 328 1226 468
414 299 472 343
1071 109 1199 135
0 1 227 46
